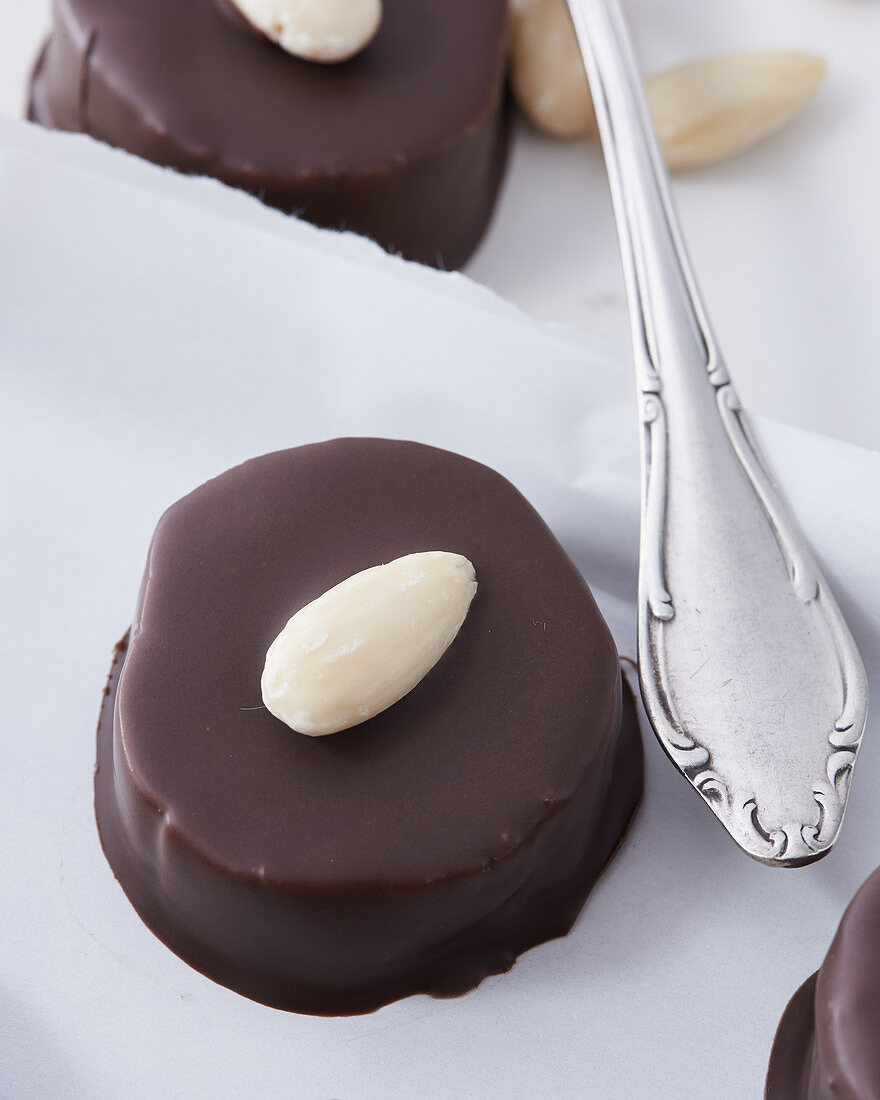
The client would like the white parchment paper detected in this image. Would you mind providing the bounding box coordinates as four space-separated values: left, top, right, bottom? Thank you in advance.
1 118 879 1100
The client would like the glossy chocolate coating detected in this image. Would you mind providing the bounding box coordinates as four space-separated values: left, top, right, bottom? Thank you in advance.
95 439 643 1015
29 0 510 268
766 867 880 1098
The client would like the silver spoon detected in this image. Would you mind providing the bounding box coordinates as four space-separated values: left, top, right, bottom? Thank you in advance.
564 0 868 866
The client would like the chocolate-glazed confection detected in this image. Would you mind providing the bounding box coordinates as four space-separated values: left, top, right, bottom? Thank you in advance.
29 0 510 268
766 867 880 1098
95 439 643 1016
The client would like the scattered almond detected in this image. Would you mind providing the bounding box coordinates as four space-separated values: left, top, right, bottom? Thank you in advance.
508 0 825 169
647 52 826 171
509 0 597 139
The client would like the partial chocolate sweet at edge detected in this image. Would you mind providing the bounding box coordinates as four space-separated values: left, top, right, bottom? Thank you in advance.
766 867 880 1099
95 439 644 1015
28 0 510 268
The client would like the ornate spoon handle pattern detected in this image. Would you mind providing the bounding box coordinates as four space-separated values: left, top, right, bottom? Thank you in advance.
565 0 868 865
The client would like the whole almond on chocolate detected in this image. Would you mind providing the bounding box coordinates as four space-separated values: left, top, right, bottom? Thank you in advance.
231 0 382 63
262 552 478 736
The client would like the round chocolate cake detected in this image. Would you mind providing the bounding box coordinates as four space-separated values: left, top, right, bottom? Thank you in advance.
29 0 510 268
96 439 643 1015
766 867 880 1098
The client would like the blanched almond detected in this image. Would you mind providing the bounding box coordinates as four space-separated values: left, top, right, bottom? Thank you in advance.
647 52 826 171
510 0 597 139
231 0 382 64
509 0 825 169
261 552 477 736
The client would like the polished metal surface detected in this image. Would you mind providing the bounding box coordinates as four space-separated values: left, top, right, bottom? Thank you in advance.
565 0 868 865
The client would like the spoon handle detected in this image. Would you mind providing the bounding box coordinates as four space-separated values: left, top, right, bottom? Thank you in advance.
565 0 868 865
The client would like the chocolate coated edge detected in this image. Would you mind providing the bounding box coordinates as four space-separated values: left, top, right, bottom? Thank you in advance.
765 972 818 1099
766 865 880 1099
96 635 643 1016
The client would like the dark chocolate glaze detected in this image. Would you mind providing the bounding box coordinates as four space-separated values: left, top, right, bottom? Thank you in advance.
95 439 643 1016
766 868 880 1099
29 0 510 268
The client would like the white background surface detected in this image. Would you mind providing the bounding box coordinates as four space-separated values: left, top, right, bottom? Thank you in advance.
2 117 880 1100
2 0 880 450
